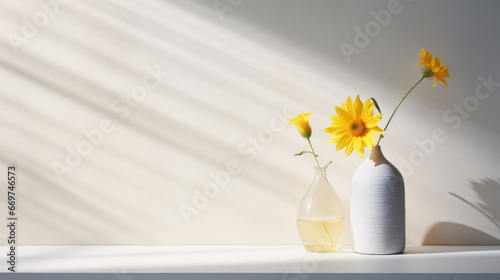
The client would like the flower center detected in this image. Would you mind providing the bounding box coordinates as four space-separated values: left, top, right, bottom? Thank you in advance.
350 119 366 137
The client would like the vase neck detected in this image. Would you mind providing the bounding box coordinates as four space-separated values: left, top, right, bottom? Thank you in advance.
368 145 389 165
369 145 381 159
314 166 329 181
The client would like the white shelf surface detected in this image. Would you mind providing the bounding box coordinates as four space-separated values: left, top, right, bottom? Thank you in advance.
3 245 500 273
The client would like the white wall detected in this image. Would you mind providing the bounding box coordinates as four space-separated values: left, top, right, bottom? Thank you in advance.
0 0 499 246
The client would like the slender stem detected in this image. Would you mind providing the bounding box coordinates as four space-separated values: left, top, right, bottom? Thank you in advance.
307 138 321 170
322 221 336 250
377 76 425 145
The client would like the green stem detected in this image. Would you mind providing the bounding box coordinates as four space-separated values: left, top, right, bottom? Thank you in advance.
322 221 336 250
307 138 321 170
377 76 425 145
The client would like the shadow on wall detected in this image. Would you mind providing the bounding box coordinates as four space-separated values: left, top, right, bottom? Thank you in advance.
423 178 500 245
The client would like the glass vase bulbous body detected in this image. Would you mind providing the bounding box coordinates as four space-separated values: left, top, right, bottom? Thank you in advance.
297 167 345 252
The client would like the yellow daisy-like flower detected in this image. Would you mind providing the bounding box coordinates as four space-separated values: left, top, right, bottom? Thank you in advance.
287 113 312 139
324 96 384 158
416 48 450 87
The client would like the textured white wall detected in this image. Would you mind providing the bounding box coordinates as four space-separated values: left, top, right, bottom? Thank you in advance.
0 0 499 246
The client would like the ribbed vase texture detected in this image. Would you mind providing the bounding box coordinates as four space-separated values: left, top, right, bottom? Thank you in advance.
350 145 405 254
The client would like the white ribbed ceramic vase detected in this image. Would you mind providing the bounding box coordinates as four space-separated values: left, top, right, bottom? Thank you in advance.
350 145 405 254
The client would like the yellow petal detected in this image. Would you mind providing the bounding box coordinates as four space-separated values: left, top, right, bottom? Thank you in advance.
370 126 384 134
361 136 372 149
341 102 348 112
324 126 348 135
354 95 363 119
437 77 446 87
329 115 349 126
354 136 362 151
346 96 356 118
336 134 351 151
335 107 352 122
356 138 364 158
345 139 354 156
364 113 383 128
362 101 375 120
327 132 347 144
420 48 426 60
365 134 377 148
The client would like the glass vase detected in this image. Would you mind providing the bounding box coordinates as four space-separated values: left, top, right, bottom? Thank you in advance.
297 166 345 252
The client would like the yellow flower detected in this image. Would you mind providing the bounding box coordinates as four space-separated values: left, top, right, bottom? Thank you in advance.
287 113 312 139
324 96 384 158
416 48 450 87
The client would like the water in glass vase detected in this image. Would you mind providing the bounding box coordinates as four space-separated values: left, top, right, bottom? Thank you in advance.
297 218 345 252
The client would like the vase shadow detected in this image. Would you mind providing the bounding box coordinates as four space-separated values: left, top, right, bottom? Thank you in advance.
422 222 500 245
420 177 500 250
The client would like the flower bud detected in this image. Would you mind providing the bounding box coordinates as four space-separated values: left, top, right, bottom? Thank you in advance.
288 113 312 139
